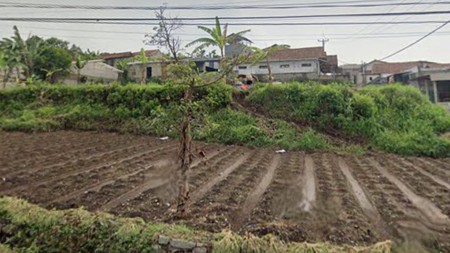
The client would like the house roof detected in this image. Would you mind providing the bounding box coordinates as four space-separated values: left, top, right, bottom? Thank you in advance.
100 49 161 60
370 61 450 74
267 47 327 62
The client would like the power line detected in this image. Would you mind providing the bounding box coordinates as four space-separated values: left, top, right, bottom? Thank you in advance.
2 10 450 21
2 1 450 10
380 19 450 60
0 19 448 26
7 24 450 38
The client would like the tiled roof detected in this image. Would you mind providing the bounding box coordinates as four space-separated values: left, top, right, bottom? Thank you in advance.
268 47 327 62
371 61 450 74
100 49 161 60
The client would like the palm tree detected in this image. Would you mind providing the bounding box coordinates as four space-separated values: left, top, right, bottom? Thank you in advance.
74 56 87 84
186 17 251 70
251 44 290 85
134 48 149 84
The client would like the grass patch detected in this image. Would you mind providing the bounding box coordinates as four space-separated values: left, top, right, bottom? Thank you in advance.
0 197 392 253
247 83 450 157
0 84 336 152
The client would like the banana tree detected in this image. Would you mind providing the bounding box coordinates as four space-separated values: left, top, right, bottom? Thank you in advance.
74 56 87 84
134 48 149 84
186 17 251 78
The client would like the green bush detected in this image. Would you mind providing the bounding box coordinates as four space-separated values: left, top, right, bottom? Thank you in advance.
248 83 450 157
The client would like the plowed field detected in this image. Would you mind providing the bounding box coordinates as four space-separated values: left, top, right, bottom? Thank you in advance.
1 131 449 252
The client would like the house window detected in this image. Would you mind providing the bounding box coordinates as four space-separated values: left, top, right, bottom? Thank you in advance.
301 63 312 67
259 65 268 69
280 64 290 68
369 77 373 81
238 66 247 70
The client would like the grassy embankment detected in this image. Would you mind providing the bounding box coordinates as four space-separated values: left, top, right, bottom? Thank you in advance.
0 197 392 253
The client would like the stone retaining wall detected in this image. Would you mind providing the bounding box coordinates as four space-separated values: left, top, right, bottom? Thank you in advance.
153 235 212 253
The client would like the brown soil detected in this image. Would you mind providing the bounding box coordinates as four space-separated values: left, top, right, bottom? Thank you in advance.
1 131 449 252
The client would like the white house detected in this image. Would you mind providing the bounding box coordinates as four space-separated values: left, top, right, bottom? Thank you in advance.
234 47 338 82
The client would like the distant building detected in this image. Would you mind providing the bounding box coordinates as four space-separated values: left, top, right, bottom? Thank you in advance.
100 49 163 68
127 58 221 82
343 60 450 85
397 66 450 109
234 46 339 82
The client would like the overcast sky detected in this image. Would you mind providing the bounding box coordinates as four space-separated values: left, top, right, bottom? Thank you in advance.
1 0 450 64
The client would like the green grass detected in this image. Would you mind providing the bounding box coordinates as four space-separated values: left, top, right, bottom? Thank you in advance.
0 84 336 152
247 83 450 157
0 197 392 253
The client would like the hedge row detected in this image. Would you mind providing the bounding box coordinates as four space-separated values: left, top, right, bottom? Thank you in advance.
247 83 450 157
0 83 232 117
0 197 392 253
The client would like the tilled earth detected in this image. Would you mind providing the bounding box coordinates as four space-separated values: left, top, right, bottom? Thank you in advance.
1 131 449 252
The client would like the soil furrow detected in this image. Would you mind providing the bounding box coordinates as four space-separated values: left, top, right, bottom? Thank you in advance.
1 144 177 195
367 158 449 226
231 154 281 230
190 151 253 204
299 154 316 212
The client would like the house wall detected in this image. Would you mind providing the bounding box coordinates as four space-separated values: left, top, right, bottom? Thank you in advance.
0 67 24 89
128 62 164 82
59 61 121 85
235 60 320 81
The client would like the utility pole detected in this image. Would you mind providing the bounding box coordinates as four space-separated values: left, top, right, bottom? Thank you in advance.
318 38 329 50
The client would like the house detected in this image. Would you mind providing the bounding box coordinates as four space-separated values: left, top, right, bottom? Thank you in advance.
100 49 163 68
398 66 450 109
345 60 450 85
234 47 339 82
127 58 220 82
58 60 122 85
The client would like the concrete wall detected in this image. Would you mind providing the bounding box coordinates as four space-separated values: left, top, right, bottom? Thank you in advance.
0 68 25 89
59 60 121 85
128 62 164 82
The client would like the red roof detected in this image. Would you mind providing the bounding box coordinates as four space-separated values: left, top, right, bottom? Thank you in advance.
268 47 327 62
100 49 161 60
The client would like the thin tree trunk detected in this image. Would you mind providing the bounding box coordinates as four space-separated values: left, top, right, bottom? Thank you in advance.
142 65 146 85
220 47 226 83
177 85 194 217
77 69 81 84
266 58 273 85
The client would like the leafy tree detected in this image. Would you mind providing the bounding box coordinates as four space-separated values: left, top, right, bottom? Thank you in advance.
145 6 183 62
34 45 72 83
134 48 149 84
